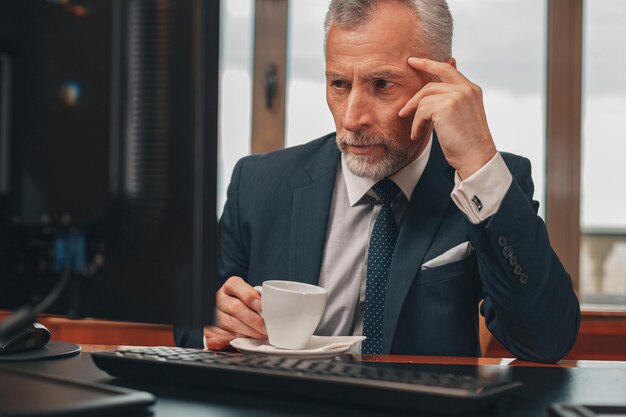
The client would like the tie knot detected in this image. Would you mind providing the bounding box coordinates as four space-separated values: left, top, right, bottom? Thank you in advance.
372 179 401 205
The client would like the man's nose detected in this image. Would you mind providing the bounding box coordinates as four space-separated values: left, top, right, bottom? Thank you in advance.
342 90 372 131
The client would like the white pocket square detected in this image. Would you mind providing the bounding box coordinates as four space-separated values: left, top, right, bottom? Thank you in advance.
421 241 473 270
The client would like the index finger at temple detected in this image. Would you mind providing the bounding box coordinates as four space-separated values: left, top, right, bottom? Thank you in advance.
407 57 468 84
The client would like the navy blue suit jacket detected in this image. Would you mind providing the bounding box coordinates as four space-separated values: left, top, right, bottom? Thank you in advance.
176 133 580 362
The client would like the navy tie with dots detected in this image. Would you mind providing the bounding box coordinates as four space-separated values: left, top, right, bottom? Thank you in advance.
362 179 401 354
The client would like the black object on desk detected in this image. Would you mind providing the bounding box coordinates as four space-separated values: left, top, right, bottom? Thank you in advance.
0 366 155 417
0 323 51 355
92 346 521 414
549 404 626 417
0 341 81 362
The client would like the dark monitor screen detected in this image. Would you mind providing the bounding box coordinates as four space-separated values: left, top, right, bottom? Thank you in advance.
0 0 217 329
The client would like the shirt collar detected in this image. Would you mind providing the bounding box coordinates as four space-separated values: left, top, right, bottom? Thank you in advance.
341 134 433 207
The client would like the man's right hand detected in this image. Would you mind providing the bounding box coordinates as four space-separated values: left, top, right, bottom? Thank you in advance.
203 276 267 350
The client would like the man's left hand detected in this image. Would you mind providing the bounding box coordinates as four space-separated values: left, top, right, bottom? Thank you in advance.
399 57 496 179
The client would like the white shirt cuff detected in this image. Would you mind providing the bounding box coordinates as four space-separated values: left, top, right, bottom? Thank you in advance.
451 153 512 224
203 334 208 350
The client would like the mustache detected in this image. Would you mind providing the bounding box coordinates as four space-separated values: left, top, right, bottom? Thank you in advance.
337 131 388 147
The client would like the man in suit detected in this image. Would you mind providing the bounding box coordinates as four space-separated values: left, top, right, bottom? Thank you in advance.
176 0 580 362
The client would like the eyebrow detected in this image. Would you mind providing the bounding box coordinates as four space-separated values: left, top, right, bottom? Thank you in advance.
325 71 346 80
363 71 404 81
325 69 404 82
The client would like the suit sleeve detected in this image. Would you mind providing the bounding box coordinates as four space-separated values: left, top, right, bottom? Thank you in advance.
466 156 581 363
218 158 250 285
173 326 204 348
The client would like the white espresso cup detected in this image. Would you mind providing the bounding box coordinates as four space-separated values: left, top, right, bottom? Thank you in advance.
254 280 328 350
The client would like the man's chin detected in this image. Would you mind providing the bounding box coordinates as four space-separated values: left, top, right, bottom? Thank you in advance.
344 154 392 180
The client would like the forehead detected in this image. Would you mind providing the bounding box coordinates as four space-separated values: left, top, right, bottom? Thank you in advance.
325 2 419 72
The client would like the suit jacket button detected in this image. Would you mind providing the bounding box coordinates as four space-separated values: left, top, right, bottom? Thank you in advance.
513 264 523 275
509 256 518 266
502 246 513 258
498 236 507 247
518 273 528 284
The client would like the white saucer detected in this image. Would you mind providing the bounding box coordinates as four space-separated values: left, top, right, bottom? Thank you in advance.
230 335 366 359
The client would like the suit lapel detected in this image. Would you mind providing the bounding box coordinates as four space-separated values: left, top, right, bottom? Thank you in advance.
288 138 340 285
382 135 455 352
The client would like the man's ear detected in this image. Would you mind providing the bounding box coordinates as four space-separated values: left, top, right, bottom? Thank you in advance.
447 57 457 69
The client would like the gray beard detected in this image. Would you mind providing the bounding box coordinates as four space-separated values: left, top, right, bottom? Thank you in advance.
336 131 417 181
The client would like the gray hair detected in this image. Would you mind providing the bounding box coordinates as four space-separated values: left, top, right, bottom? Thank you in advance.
324 0 453 62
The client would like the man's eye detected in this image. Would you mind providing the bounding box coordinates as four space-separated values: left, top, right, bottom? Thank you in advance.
330 80 349 89
373 79 392 90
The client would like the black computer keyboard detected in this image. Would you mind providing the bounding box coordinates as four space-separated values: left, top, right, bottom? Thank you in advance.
92 346 521 414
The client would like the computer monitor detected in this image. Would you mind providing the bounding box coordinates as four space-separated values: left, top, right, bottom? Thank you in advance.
0 0 218 330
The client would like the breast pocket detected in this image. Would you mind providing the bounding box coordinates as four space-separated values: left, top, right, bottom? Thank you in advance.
416 252 477 287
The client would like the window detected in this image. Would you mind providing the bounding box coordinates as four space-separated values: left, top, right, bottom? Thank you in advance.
219 0 254 214
285 1 334 148
448 0 547 214
579 0 626 307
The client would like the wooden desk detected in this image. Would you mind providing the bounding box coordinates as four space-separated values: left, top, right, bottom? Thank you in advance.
0 311 175 346
485 310 626 361
2 345 625 417
4 309 624 360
